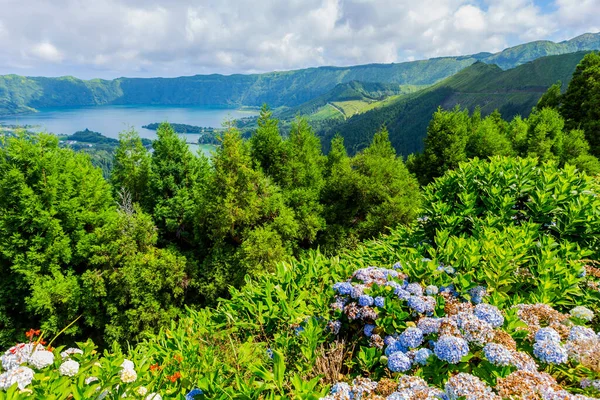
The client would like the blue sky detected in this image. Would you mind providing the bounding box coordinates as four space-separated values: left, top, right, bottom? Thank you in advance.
0 0 598 79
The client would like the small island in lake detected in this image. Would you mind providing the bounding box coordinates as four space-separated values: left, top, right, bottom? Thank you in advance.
143 122 221 145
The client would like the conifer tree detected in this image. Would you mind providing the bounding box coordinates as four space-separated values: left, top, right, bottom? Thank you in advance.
147 123 209 248
202 126 297 301
351 127 420 239
111 128 151 205
561 52 600 157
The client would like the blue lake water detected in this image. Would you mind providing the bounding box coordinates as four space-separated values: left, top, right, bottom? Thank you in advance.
0 105 258 155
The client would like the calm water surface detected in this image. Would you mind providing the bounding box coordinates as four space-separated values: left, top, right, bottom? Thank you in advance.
0 105 257 155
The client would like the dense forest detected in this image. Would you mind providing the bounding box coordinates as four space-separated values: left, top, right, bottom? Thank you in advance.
0 52 599 399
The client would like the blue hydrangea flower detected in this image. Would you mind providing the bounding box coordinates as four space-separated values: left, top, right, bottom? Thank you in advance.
469 286 487 304
387 351 412 372
417 317 441 334
534 327 561 343
266 348 273 359
374 296 385 308
364 324 375 337
434 335 469 364
330 382 351 395
384 334 399 347
386 269 399 279
406 283 424 296
385 340 407 356
533 340 568 364
425 285 438 296
358 295 374 307
414 348 433 365
393 262 403 270
396 289 411 301
351 285 365 299
333 282 353 295
185 389 204 400
474 304 504 327
440 284 458 297
568 325 596 341
399 327 424 349
408 296 427 313
327 320 342 335
294 326 305 335
483 343 513 366
570 306 594 322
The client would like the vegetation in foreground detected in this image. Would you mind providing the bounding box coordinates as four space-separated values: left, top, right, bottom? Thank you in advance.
0 49 599 400
1 156 600 399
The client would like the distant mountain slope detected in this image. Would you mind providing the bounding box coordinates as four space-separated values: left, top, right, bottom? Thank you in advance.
323 51 591 156
275 81 425 120
483 33 600 69
0 33 598 116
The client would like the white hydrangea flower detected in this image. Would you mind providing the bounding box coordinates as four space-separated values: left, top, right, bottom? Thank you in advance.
136 386 148 396
2 343 44 371
121 359 135 370
120 368 137 383
85 376 99 384
59 360 80 377
0 366 35 390
60 348 84 359
570 306 594 322
146 394 162 400
28 350 54 369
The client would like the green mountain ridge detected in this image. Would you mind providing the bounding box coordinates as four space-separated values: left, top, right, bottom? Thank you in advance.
1 33 598 116
321 51 592 156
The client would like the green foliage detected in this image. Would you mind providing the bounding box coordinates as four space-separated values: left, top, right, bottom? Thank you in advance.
410 104 600 184
111 129 151 204
0 133 113 344
537 81 562 110
420 157 600 256
147 123 209 248
323 52 591 156
321 130 421 251
561 51 600 157
0 133 191 346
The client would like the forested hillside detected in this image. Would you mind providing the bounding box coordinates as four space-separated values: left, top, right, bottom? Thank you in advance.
323 51 591 155
1 33 599 116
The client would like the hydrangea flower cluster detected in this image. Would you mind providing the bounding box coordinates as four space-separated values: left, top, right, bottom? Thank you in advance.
570 306 594 322
325 262 600 399
120 359 138 383
0 341 59 391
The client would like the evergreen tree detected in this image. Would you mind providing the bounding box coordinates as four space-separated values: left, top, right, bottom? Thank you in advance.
0 133 112 344
321 135 360 250
279 117 326 245
249 104 286 180
111 129 151 205
147 123 209 248
506 116 529 157
526 108 565 163
202 127 297 301
561 52 600 156
537 81 562 110
466 116 513 159
351 127 421 239
413 106 471 184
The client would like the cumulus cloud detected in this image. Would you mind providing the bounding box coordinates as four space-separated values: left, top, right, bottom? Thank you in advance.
30 42 64 62
0 0 596 78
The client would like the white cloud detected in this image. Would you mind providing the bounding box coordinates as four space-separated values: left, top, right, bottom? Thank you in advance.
454 5 486 32
30 42 64 62
0 0 596 78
